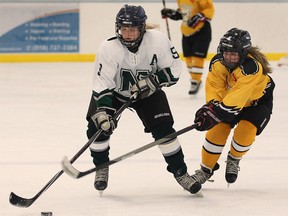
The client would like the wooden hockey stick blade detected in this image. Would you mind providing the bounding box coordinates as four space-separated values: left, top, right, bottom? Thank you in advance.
62 124 198 179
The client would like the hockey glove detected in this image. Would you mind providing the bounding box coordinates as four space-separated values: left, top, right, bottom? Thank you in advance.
194 103 221 131
161 8 182 20
91 108 117 136
131 75 159 100
187 13 206 28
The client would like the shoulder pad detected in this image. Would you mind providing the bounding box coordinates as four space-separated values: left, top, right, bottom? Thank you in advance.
209 53 222 71
240 57 259 75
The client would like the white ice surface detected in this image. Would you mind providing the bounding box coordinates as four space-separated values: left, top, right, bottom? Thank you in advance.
0 61 287 216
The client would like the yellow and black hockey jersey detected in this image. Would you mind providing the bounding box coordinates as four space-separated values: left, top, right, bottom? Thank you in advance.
206 53 272 121
177 0 214 36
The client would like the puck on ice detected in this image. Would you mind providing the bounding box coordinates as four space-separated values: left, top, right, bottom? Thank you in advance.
41 212 52 216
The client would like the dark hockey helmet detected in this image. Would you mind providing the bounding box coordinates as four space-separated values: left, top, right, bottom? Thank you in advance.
218 28 252 69
115 4 147 49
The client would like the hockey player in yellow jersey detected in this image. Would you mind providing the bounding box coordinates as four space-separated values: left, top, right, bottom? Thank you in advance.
161 0 214 95
191 28 275 187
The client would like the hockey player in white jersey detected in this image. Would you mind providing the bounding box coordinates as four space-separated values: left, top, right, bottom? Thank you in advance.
86 4 201 196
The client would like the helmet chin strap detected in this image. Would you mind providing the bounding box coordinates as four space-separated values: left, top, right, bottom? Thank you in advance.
221 53 246 70
222 60 238 70
118 37 139 53
127 44 139 53
127 37 143 53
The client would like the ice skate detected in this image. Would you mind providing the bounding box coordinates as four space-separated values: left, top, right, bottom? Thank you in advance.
225 153 240 187
174 168 202 195
94 166 109 197
191 163 220 184
189 80 202 95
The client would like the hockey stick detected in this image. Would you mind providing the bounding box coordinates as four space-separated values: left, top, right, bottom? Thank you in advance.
9 94 136 208
162 0 171 40
62 123 198 179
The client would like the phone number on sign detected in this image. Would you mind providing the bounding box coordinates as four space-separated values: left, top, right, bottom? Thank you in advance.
26 44 78 52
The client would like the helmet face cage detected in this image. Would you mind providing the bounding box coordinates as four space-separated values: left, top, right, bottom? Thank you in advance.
115 4 147 49
218 28 251 69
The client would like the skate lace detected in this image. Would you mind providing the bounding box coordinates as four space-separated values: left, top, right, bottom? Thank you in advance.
175 173 195 190
191 169 211 184
95 167 109 182
226 159 240 174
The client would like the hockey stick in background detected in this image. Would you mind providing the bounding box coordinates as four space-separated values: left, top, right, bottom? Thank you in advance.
62 123 198 179
9 94 136 208
162 0 171 40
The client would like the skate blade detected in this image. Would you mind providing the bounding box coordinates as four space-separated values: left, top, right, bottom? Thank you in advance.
194 190 204 198
99 190 104 197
